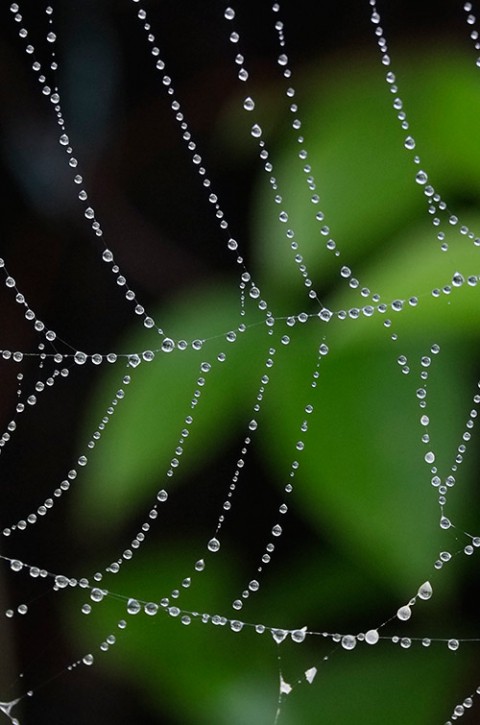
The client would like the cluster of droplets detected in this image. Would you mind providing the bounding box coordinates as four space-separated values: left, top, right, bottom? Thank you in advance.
2 371 133 537
464 2 480 67
395 339 480 584
9 2 165 338
232 341 327 610
130 0 273 323
399 341 480 559
224 5 333 309
446 686 480 723
100 355 223 579
369 0 480 254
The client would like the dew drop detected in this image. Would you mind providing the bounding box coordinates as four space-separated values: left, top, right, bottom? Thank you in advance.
365 629 379 645
243 96 255 111
127 598 141 615
128 354 141 368
207 537 220 552
417 581 433 600
290 626 307 643
271 628 288 643
55 575 69 589
161 338 175 353
341 634 356 650
415 170 428 185
396 605 412 621
90 588 105 602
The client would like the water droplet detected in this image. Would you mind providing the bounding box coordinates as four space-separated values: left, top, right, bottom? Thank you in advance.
55 575 70 588
243 96 255 111
128 354 141 368
415 170 428 185
251 124 262 138
74 351 87 365
207 537 220 552
305 667 317 684
448 638 460 651
424 451 435 464
161 338 175 353
365 629 379 645
127 598 141 615
417 581 433 600
341 634 356 650
82 654 94 666
90 588 105 602
396 605 412 621
271 629 288 643
144 602 158 616
291 626 307 643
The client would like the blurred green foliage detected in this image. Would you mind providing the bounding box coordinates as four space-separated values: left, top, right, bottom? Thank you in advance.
71 48 480 723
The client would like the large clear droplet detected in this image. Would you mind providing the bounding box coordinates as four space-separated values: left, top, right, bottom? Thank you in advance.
161 338 175 353
271 629 288 643
207 537 220 552
396 605 412 621
417 581 433 600
341 634 356 650
415 170 428 185
127 598 141 615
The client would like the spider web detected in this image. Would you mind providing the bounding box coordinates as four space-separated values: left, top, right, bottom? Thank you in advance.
1 1 480 723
